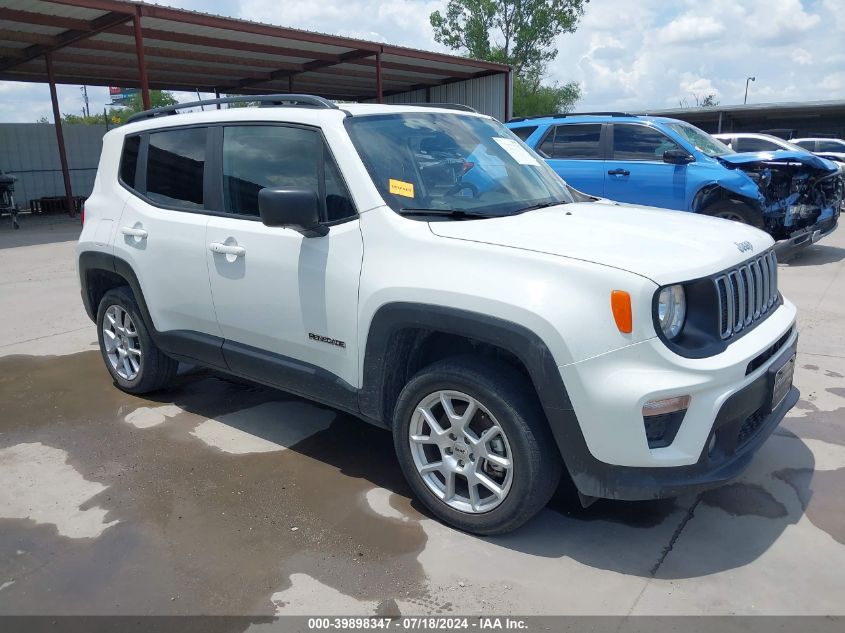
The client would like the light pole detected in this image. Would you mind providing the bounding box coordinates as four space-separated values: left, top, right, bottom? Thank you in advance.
744 76 755 104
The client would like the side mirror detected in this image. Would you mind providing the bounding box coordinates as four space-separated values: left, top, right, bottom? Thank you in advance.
258 188 327 237
663 148 694 165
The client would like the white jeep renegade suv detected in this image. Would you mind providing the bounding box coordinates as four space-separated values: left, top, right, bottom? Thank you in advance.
77 95 798 534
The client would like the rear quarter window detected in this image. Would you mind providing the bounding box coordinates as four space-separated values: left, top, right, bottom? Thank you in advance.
119 135 141 189
511 126 538 141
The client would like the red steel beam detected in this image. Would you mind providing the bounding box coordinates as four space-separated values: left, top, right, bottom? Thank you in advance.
133 6 150 109
107 25 342 63
375 51 383 103
231 49 374 91
0 11 132 72
0 8 91 30
45 53 75 217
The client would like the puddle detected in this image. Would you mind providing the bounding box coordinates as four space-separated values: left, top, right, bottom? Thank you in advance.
0 351 428 615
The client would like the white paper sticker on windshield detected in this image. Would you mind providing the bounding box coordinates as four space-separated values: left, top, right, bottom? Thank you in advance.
492 137 540 166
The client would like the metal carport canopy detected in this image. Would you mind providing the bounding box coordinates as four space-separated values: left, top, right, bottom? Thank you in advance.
0 0 510 105
0 0 511 216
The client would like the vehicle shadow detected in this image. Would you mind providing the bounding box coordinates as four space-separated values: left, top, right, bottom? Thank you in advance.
145 368 817 582
781 243 845 267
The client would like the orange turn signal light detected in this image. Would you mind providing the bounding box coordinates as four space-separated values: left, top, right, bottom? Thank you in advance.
610 290 633 333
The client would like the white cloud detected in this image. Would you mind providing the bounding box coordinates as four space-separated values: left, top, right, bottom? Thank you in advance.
658 15 725 44
550 0 844 109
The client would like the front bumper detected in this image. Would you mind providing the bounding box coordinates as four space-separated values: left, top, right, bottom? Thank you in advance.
577 342 797 501
551 302 798 501
774 213 839 259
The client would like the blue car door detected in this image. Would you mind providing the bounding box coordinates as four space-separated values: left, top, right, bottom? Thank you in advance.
538 123 606 196
603 123 688 210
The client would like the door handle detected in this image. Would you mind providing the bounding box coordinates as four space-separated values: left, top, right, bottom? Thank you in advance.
120 226 148 238
607 168 630 176
209 242 246 257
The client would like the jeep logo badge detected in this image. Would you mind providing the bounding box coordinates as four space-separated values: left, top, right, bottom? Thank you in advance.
735 241 753 253
453 442 469 458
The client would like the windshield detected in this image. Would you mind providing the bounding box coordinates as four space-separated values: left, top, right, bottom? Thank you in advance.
345 113 574 217
666 121 734 157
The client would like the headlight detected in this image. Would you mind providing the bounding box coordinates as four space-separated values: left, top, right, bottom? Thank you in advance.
657 285 686 339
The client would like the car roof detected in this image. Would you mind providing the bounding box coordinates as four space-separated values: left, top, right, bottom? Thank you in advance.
715 132 784 139
506 114 679 127
792 137 845 142
115 102 488 137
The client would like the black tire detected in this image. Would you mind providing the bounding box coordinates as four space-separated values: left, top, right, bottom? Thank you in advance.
393 356 561 535
702 199 764 228
96 286 177 394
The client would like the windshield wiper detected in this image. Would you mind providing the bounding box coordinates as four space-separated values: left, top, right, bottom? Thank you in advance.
398 207 494 219
514 200 565 213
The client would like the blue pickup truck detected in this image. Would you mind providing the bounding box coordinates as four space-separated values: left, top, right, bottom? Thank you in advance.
506 113 843 254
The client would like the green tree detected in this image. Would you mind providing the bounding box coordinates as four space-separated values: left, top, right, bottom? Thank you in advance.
514 71 581 115
430 0 588 117
45 90 179 125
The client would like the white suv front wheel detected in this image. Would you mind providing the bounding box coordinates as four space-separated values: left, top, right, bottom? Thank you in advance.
393 356 561 535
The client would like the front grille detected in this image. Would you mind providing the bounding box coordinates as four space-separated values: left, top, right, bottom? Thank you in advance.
714 250 778 340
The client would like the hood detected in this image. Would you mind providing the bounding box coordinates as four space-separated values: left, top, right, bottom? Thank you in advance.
428 202 774 286
719 149 839 172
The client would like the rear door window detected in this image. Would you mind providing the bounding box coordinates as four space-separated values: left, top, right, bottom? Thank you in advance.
794 140 816 151
612 124 678 161
146 127 207 210
541 124 602 159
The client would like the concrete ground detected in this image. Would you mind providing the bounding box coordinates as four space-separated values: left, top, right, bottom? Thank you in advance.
0 214 843 618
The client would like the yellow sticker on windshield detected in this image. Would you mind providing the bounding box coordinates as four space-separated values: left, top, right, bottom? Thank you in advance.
389 178 415 198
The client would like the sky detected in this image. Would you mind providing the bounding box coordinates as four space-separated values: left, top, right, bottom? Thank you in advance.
1 0 843 122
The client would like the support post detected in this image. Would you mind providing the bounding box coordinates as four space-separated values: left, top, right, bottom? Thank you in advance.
375 51 383 103
46 53 75 217
133 6 151 109
215 89 221 109
504 69 511 121
717 111 723 134
288 75 293 93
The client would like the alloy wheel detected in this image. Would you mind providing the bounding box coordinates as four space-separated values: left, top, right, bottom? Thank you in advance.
102 304 142 380
409 390 514 513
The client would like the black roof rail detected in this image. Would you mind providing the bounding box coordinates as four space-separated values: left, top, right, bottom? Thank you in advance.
403 102 479 113
126 94 339 124
508 111 637 123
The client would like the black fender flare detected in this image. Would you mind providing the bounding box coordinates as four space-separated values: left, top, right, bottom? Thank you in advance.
358 302 611 492
77 251 226 368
